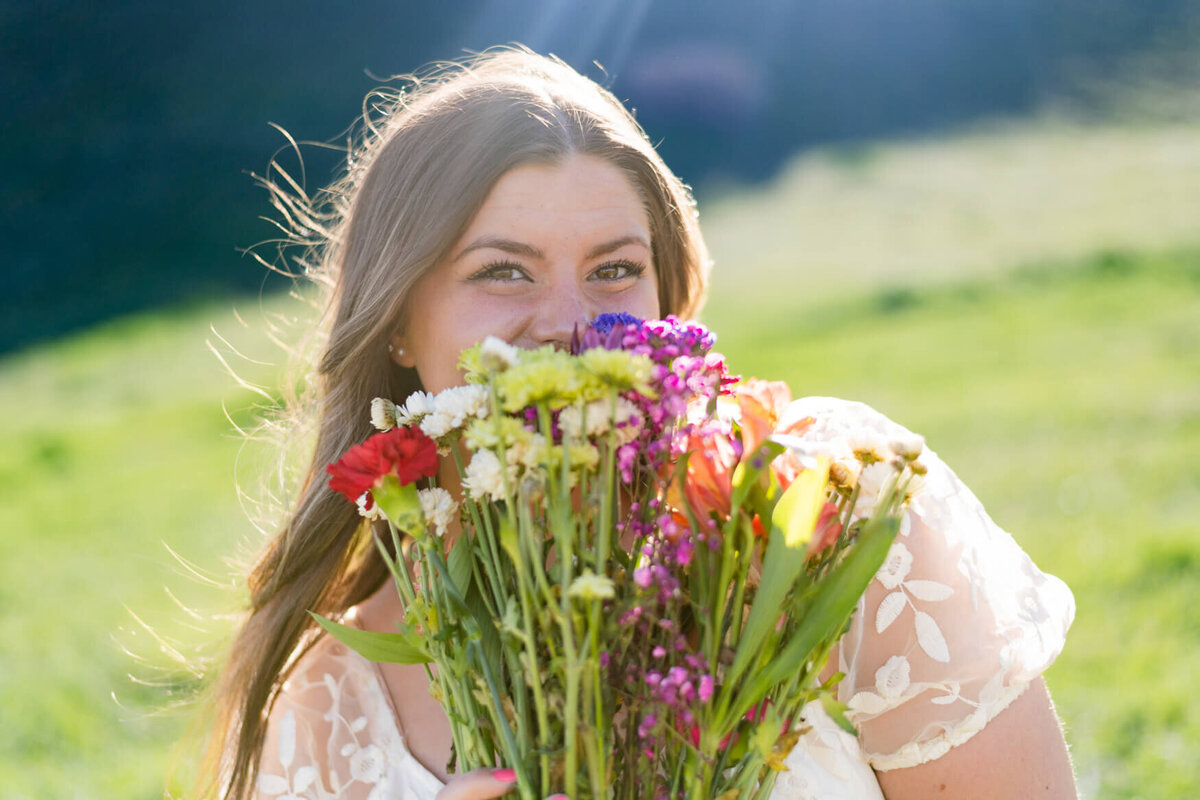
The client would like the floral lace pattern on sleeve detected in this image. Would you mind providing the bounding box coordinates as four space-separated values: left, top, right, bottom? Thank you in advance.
784 397 1075 772
256 633 443 800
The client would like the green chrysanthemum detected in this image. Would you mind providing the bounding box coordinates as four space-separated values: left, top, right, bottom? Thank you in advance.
543 442 600 472
567 571 616 601
579 348 655 396
495 348 583 411
464 415 527 451
456 343 488 384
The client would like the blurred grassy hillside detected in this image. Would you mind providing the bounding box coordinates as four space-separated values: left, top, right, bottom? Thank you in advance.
1 115 1198 799
700 118 1200 306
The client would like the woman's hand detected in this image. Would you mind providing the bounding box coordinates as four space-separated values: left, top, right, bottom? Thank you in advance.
434 767 567 800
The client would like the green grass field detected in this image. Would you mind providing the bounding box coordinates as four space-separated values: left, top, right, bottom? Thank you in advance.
2 118 1198 799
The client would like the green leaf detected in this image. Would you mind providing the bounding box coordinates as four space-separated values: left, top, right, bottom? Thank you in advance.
736 514 900 709
498 515 520 566
465 582 502 668
447 532 474 596
309 612 430 664
819 692 859 737
753 711 781 758
724 458 829 694
372 476 424 532
730 441 786 513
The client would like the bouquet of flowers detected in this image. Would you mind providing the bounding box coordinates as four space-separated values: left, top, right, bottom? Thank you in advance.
317 315 924 799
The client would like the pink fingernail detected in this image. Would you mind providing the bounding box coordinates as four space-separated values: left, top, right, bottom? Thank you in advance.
547 795 570 800
492 768 518 783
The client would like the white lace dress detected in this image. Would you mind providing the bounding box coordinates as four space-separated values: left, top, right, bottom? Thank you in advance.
255 398 1075 800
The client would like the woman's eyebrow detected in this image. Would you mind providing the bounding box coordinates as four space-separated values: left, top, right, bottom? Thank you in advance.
453 234 651 263
453 237 544 262
585 235 651 260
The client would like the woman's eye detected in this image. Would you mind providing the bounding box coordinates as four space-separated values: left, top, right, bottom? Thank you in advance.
590 260 646 282
470 261 530 282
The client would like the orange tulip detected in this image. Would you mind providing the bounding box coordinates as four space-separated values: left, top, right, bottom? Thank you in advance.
732 379 792 457
679 425 740 523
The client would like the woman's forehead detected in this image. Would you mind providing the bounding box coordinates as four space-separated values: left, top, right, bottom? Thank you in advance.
458 155 652 247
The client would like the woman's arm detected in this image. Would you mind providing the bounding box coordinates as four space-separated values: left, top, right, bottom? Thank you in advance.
875 677 1077 799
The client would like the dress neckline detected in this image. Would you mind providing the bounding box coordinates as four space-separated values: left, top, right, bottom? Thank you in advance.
344 608 447 788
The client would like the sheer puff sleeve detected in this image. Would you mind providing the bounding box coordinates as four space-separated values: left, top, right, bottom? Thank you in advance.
784 397 1075 772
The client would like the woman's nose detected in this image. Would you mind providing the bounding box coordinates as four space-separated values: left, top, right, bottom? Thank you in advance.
528 280 592 348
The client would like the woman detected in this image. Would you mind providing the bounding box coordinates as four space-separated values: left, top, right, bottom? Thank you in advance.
202 47 1077 800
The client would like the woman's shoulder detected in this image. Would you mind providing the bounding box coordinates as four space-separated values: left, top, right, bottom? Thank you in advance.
783 395 907 426
268 618 386 742
780 395 923 454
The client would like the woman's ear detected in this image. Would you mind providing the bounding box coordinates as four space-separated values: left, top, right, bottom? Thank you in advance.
389 334 416 368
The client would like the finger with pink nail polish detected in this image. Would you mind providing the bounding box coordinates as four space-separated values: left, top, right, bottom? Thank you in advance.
434 766 523 800
491 768 517 783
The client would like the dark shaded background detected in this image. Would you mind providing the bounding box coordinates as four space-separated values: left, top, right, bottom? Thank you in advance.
3 0 1196 354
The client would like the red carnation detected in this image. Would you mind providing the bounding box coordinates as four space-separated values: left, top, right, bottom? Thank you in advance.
326 426 439 504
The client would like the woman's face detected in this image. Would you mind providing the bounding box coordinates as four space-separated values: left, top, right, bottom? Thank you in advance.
393 153 660 393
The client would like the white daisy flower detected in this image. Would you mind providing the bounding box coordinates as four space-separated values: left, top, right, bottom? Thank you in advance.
369 397 399 431
855 461 896 516
903 467 927 500
417 487 457 537
463 449 513 500
846 430 892 464
828 457 862 489
558 400 618 439
421 385 489 438
396 390 436 426
479 336 522 371
557 403 589 440
889 434 925 461
506 431 548 470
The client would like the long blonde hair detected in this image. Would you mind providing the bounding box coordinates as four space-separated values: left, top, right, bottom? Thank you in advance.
202 46 711 799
